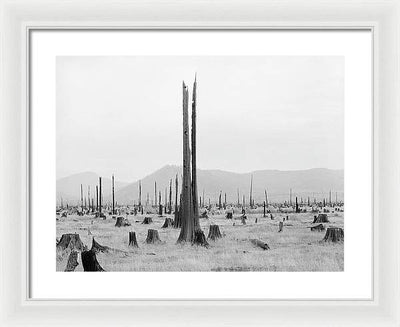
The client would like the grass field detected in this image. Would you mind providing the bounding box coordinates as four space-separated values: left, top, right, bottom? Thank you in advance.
56 208 344 272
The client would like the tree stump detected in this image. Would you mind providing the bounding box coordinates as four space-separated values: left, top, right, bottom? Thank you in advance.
270 214 274 220
192 230 209 247
323 227 344 242
91 237 111 253
207 225 222 241
81 250 105 271
115 216 131 227
311 224 325 232
146 229 161 244
200 211 209 218
56 233 84 251
64 250 79 272
250 239 270 250
278 221 283 232
255 218 258 224
161 217 174 228
241 215 247 225
225 212 233 219
128 231 139 247
142 217 153 224
313 214 329 223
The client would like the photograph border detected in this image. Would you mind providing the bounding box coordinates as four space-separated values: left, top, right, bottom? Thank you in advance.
1 0 399 326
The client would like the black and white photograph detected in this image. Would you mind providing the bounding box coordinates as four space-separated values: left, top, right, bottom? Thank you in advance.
56 55 344 272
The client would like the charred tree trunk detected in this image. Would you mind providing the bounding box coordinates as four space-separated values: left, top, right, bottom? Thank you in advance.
323 227 344 242
218 191 222 210
128 231 139 247
207 225 222 240
81 250 105 271
64 250 79 271
146 229 162 244
278 221 283 232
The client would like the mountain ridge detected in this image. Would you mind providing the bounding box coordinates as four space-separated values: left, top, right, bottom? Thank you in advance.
57 165 344 205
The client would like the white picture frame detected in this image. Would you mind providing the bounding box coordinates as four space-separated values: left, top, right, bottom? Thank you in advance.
0 0 399 326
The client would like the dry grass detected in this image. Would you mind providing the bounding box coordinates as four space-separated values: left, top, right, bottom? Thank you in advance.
56 211 344 272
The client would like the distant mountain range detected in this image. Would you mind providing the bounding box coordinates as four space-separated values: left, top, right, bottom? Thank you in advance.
56 172 128 204
56 166 344 206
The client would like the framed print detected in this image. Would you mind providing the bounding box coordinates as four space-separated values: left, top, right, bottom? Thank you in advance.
1 0 399 326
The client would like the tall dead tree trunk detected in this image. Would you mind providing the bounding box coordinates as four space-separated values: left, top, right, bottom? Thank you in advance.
99 177 102 215
80 184 83 212
96 185 98 212
169 179 172 214
265 189 268 208
112 174 115 215
296 196 300 213
164 187 168 214
158 191 163 216
249 174 253 208
218 191 222 210
263 201 266 217
174 174 181 227
191 76 200 230
154 181 157 207
138 180 142 211
178 81 194 243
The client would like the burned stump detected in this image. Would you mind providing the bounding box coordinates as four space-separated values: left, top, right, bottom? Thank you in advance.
56 233 84 252
192 230 209 247
278 221 283 232
250 239 270 250
200 211 209 218
323 227 344 242
311 224 325 232
207 225 222 241
115 216 131 227
313 214 329 223
225 212 233 219
241 215 247 225
128 231 139 247
142 217 153 225
64 250 79 272
161 217 174 228
91 237 111 253
81 249 105 271
146 229 161 244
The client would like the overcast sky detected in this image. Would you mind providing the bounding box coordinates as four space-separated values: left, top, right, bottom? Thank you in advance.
56 56 344 182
